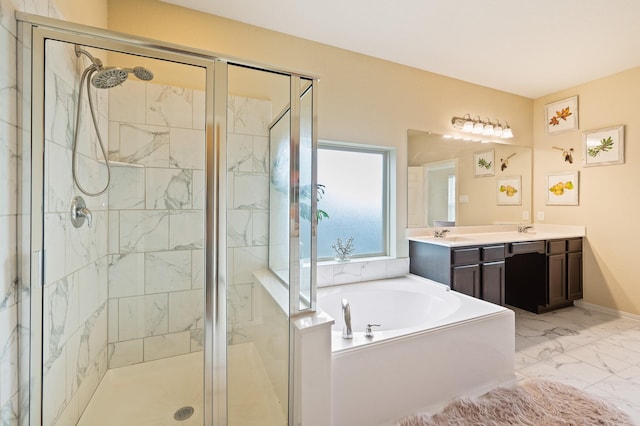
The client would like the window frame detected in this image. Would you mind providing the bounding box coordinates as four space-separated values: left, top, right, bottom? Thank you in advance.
316 141 390 261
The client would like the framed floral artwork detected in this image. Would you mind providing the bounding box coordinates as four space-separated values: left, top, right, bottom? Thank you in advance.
583 125 624 167
546 171 579 205
497 176 521 205
473 150 494 177
545 96 579 134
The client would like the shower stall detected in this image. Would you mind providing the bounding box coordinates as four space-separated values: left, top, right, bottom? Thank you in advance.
17 13 317 426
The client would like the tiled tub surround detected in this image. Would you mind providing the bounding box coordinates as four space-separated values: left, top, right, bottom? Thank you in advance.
106 80 206 368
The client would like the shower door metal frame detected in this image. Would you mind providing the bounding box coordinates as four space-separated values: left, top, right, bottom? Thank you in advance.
18 11 320 426
17 13 223 425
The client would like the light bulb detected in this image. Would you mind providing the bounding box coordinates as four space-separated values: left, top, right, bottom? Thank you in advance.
502 126 513 138
472 121 484 134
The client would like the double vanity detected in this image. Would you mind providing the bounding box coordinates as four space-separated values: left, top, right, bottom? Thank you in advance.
408 224 586 313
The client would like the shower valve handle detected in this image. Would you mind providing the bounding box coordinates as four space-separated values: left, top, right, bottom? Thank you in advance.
70 196 93 228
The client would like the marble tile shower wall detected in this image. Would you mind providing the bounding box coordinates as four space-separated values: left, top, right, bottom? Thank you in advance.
226 96 272 345
41 40 111 425
1 2 94 425
105 80 206 369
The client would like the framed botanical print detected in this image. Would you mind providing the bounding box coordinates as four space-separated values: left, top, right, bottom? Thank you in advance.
497 176 521 205
546 171 579 205
583 125 624 167
545 96 579 134
473 150 494 177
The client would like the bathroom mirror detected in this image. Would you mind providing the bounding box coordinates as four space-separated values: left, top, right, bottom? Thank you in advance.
407 129 532 227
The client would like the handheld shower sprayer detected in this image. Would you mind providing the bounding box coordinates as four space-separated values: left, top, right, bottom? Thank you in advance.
71 45 155 197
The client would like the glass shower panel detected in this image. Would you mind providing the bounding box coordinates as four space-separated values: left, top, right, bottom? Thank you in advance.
298 80 314 310
42 39 207 425
226 64 290 426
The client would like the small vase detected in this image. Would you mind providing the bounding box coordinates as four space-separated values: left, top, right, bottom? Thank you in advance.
335 254 351 262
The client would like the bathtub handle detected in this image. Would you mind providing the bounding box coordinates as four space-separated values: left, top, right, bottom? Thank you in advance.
365 323 381 338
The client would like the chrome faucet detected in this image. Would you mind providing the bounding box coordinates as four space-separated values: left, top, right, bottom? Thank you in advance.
518 225 534 233
341 298 352 339
434 229 450 238
365 323 381 338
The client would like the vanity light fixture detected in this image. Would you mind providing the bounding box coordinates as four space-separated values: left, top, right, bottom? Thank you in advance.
451 115 515 139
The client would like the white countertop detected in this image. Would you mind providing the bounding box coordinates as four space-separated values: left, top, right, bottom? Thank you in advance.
407 224 586 247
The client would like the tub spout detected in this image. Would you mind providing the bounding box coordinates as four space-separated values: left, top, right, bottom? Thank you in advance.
341 298 352 339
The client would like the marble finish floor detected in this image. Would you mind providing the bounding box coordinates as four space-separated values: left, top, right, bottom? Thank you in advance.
513 304 640 424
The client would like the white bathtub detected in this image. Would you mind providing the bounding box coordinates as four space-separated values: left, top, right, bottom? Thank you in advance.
318 274 515 426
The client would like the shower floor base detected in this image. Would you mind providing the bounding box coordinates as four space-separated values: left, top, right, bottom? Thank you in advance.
78 351 203 425
77 343 285 425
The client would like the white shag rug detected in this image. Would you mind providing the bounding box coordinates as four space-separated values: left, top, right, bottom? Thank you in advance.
397 379 633 426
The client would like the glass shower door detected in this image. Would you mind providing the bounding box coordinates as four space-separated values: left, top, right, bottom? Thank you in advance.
226 64 291 426
40 37 209 425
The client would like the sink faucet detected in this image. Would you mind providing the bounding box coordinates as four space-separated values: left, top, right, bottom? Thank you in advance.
434 229 450 238
518 225 534 233
341 298 352 339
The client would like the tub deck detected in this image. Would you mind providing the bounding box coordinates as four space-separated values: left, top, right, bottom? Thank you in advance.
318 274 515 425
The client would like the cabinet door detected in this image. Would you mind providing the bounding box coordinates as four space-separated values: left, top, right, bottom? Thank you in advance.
452 264 480 298
567 251 583 300
482 261 505 305
547 253 567 306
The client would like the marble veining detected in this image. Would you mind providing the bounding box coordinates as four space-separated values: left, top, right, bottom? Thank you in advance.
145 168 192 210
146 85 193 128
514 305 640 423
118 123 170 167
0 124 18 216
119 210 169 253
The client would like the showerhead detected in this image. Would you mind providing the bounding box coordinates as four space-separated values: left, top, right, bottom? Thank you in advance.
130 66 154 81
91 67 129 89
75 45 154 89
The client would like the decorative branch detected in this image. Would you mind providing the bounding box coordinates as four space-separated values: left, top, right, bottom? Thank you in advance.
331 236 354 261
552 146 574 163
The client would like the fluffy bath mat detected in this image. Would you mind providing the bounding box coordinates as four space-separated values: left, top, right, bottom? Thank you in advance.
397 379 633 426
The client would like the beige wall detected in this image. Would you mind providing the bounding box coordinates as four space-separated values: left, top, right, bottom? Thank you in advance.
107 0 533 258
59 0 637 314
55 0 108 27
533 67 640 315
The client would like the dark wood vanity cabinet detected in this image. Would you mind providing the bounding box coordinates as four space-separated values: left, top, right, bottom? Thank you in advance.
410 237 583 313
545 238 583 311
410 242 505 304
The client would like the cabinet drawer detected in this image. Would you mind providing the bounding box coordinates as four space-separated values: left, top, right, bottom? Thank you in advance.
452 247 480 265
547 240 566 255
507 241 545 255
482 245 505 261
567 238 582 252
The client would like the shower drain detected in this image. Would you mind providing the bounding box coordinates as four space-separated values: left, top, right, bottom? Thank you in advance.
174 406 195 421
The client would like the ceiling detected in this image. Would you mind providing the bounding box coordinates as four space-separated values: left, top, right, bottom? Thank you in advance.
162 0 640 99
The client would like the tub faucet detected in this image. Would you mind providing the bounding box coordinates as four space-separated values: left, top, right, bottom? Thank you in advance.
341 298 352 339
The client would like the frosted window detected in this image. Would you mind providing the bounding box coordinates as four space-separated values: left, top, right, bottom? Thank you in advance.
317 147 387 259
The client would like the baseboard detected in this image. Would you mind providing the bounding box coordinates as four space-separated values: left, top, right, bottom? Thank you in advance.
574 300 640 322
